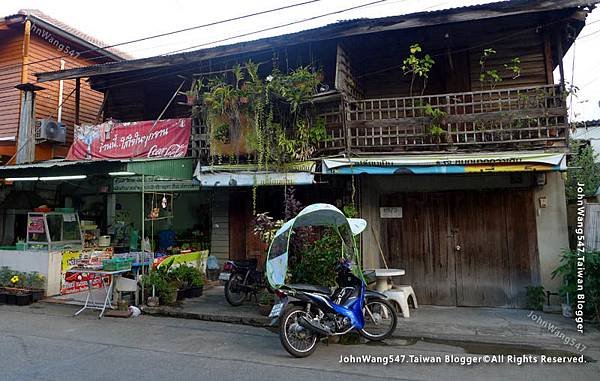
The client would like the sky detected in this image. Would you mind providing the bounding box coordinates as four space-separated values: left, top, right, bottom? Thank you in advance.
1 0 599 121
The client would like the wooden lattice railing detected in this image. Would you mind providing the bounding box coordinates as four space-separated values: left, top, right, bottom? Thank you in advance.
317 84 568 154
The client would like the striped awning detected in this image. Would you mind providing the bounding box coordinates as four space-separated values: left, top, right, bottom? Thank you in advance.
323 152 566 175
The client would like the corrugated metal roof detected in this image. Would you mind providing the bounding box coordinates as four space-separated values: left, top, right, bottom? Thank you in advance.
36 0 598 82
3 9 130 60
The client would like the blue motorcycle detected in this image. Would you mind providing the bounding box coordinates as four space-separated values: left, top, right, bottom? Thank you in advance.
266 204 398 357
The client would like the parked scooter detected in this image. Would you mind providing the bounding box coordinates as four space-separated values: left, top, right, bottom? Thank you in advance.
266 203 398 357
219 258 269 306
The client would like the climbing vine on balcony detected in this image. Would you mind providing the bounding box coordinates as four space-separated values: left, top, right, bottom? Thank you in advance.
199 61 326 167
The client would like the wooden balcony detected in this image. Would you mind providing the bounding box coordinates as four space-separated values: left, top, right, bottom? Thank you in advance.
317 84 568 154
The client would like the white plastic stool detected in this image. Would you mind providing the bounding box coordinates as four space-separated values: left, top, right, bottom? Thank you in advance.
383 285 418 318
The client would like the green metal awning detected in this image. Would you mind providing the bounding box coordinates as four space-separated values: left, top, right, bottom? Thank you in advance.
125 158 194 180
0 158 194 180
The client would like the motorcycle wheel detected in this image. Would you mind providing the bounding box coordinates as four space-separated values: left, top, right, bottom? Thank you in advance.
279 306 318 358
359 298 397 341
224 273 247 306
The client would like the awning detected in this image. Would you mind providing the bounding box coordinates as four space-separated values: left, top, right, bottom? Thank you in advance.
0 158 193 180
323 152 567 175
194 162 315 187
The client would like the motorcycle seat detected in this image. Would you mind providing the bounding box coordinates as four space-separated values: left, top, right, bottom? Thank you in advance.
232 258 257 268
289 283 332 295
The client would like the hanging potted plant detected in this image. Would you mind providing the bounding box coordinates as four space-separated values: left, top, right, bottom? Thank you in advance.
185 79 201 105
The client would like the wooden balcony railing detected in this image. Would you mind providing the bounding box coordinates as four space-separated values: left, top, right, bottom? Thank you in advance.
317 84 568 154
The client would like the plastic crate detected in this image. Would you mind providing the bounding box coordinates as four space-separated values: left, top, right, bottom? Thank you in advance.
102 258 133 271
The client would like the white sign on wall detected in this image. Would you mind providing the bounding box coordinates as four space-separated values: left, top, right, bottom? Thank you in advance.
380 207 402 219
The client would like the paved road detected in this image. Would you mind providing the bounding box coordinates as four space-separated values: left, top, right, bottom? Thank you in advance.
0 303 598 381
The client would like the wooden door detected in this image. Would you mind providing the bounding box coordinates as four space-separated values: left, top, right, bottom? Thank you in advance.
382 193 456 305
228 190 249 260
452 191 511 306
382 190 538 307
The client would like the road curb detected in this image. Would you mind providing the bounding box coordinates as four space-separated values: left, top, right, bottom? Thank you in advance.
141 306 271 327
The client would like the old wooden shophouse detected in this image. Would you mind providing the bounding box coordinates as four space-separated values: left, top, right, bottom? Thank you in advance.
32 0 595 307
0 9 127 163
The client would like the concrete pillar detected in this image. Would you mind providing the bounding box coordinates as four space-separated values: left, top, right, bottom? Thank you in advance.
534 172 570 296
360 176 383 270
15 83 44 164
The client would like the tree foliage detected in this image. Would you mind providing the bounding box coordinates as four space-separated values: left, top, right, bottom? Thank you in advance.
565 140 600 201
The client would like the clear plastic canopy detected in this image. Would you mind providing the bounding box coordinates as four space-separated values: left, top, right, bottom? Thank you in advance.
265 203 366 289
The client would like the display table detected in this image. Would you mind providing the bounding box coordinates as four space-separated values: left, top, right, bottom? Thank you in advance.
69 268 130 318
371 268 405 292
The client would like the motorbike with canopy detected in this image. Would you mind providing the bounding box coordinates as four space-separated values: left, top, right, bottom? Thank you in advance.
266 203 398 357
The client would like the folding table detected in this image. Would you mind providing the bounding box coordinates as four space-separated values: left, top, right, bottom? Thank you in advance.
69 268 130 318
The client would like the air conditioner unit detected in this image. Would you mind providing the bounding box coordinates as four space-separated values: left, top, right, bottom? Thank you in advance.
37 118 66 143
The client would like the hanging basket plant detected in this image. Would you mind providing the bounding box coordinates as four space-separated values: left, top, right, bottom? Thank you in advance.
201 61 327 167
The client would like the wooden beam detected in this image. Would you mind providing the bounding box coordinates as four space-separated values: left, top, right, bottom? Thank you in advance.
35 0 592 83
543 33 554 84
75 78 81 125
556 30 565 90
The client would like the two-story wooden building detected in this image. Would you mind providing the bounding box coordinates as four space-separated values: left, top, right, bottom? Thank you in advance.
0 9 127 163
34 0 595 307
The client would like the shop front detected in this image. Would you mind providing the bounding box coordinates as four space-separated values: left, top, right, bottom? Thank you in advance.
324 152 570 308
0 157 210 304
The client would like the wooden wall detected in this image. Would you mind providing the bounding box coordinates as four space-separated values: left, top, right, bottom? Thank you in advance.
345 13 552 99
0 21 113 159
27 32 105 144
0 29 23 140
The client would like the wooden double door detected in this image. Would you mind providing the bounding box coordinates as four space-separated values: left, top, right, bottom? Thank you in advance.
382 190 539 307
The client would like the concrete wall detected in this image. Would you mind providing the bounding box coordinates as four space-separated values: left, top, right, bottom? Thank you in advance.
534 172 570 295
0 249 62 295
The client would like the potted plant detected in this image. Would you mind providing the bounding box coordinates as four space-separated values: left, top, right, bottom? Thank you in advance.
25 272 46 302
187 267 205 298
185 79 200 105
257 291 274 316
5 274 33 306
143 261 178 306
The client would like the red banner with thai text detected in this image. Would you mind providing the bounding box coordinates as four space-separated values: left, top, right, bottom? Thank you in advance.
66 118 191 160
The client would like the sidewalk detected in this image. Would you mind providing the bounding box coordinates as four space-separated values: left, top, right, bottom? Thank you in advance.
142 286 600 355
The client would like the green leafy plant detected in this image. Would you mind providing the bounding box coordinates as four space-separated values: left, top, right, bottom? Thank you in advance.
258 290 274 305
423 104 448 135
552 249 600 321
202 61 324 165
565 140 600 201
24 272 45 289
525 285 545 311
504 57 521 80
479 48 502 90
0 266 12 286
143 258 178 305
169 264 205 289
292 227 340 287
252 212 284 246
402 43 435 96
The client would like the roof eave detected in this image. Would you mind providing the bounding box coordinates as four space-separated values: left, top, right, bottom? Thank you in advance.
26 15 125 61
35 0 598 83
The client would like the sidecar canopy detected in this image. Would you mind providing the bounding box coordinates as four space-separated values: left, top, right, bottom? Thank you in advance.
266 203 366 289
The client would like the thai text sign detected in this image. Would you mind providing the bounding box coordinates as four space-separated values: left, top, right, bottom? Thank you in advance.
67 118 191 160
27 216 45 234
